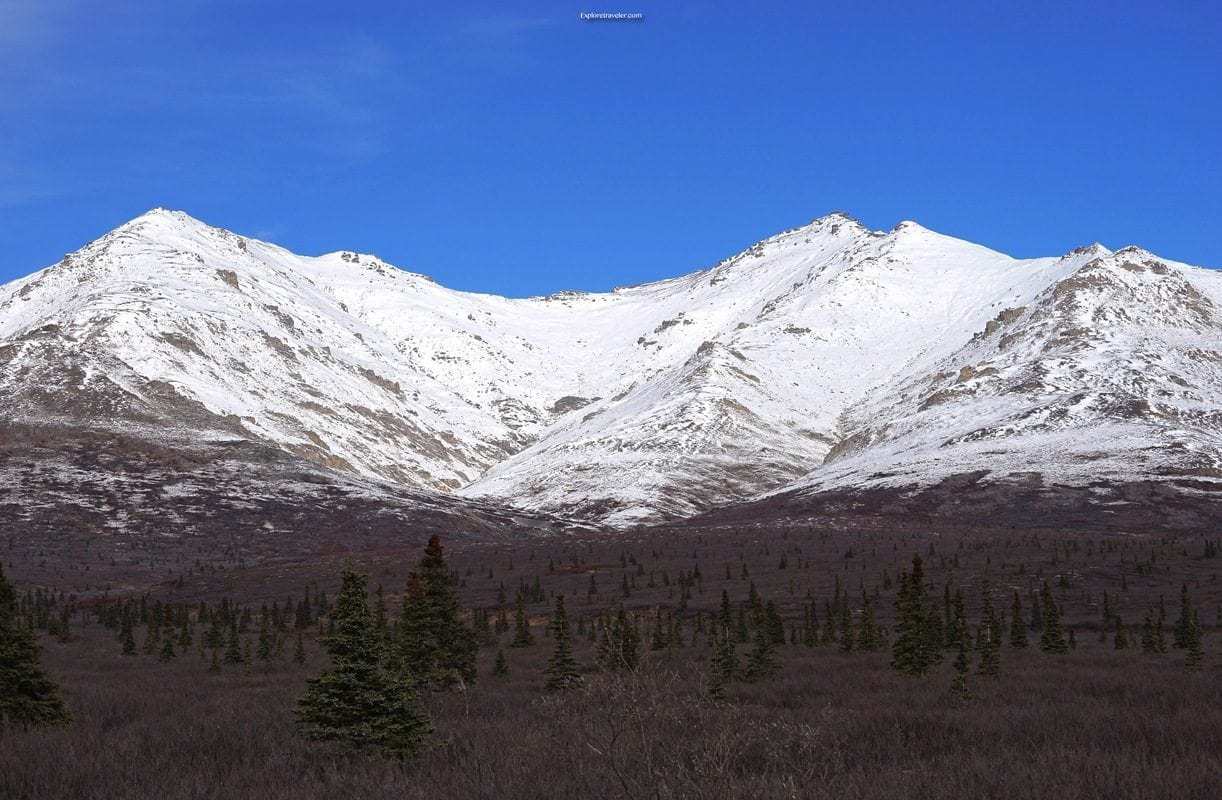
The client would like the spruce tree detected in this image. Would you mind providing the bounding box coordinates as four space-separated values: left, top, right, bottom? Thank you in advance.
892 555 934 675
544 595 581 690
492 648 509 677
159 636 175 662
510 592 534 648
0 564 70 726
1113 617 1130 650
223 621 243 664
120 615 136 656
1140 612 1157 653
1173 584 1192 649
978 591 1001 677
856 599 881 651
1008 592 1028 648
1153 605 1168 654
394 536 477 688
256 617 273 662
718 590 733 629
838 602 854 653
764 600 785 646
743 622 778 681
1038 581 1068 654
294 632 306 665
708 625 738 699
1184 609 1204 672
297 568 429 758
951 636 970 697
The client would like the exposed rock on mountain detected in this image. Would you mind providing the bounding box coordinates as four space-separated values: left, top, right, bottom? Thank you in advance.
2 209 1219 528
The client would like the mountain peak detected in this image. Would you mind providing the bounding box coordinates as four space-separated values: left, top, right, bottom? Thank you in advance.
3 208 1220 527
890 219 929 234
1065 242 1112 259
801 211 868 234
121 207 209 231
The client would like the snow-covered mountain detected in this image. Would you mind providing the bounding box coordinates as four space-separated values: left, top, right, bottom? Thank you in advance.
2 208 1219 527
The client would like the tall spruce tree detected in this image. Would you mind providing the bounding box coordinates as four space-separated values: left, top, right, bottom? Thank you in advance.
510 592 534 648
743 621 778 681
978 588 1001 677
120 615 136 656
544 595 581 690
297 568 429 758
1008 592 1028 649
892 555 935 675
1173 584 1192 649
223 620 244 664
708 625 738 699
394 536 477 688
1038 581 1068 654
856 599 882 651
951 636 970 697
0 564 70 726
1184 609 1204 672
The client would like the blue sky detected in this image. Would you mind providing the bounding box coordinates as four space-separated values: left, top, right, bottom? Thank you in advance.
1 1 1219 295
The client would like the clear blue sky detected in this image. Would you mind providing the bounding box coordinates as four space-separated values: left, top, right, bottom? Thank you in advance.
1 1 1219 295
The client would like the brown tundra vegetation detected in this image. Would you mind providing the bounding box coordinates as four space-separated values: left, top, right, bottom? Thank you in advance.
2 522 1220 800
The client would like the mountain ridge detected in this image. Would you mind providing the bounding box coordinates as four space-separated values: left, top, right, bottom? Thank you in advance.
2 208 1220 528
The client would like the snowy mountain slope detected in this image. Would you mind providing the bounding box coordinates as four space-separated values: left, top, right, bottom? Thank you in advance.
786 246 1222 496
2 208 1219 528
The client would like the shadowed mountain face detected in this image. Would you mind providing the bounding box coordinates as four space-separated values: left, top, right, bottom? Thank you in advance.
2 209 1220 530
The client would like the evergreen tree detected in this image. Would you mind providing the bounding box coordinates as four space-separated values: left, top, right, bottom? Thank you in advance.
1140 612 1157 653
838 602 854 653
510 592 534 648
1173 584 1192 649
1008 592 1028 648
736 605 750 643
1113 617 1130 650
297 568 429 758
717 590 733 629
597 607 640 672
708 625 738 699
763 600 785 646
256 617 273 662
120 615 136 656
977 590 1001 677
1184 609 1204 672
892 555 935 675
1153 604 1169 654
856 599 882 651
159 636 175 662
951 636 970 697
208 647 221 673
1038 581 1068 654
544 595 581 690
0 564 70 726
223 621 243 664
492 648 509 677
293 631 306 665
394 536 478 688
743 622 778 681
